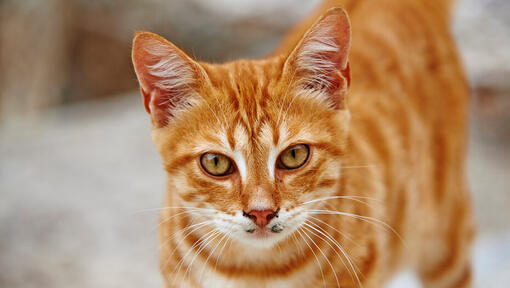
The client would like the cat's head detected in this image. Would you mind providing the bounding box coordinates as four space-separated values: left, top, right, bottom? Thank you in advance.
132 8 351 248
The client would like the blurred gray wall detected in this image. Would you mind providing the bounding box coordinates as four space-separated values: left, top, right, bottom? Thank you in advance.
1 0 509 137
0 0 320 122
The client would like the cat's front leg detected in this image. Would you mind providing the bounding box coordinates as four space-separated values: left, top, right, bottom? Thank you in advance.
420 261 473 288
417 196 476 288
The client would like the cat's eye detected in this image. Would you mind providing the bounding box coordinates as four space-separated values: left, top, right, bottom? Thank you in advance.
278 144 310 170
200 153 234 177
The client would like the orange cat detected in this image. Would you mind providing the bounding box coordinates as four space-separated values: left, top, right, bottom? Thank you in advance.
132 0 475 287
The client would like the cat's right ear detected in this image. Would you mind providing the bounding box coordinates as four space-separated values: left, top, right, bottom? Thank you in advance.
283 7 351 110
132 32 205 127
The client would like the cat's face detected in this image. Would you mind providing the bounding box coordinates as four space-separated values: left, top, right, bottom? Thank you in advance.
133 8 351 248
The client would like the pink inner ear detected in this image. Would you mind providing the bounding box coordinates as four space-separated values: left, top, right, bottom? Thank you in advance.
140 87 151 113
140 88 173 127
132 32 199 127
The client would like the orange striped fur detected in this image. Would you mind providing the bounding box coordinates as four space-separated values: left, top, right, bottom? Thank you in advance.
132 0 475 287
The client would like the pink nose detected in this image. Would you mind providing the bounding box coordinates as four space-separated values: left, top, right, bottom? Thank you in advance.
244 209 278 228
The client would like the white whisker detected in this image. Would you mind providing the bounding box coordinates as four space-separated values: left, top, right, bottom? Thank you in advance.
213 234 232 272
300 225 342 288
184 229 223 282
308 215 361 249
160 221 213 271
159 220 212 252
296 228 326 288
155 209 210 231
301 195 384 207
172 228 219 286
304 220 363 287
198 232 229 284
291 232 305 256
307 209 407 247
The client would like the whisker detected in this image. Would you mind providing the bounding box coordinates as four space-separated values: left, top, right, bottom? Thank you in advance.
172 228 219 286
303 221 364 287
301 195 384 207
159 220 212 253
300 225 342 288
307 209 407 247
160 221 214 271
184 229 223 282
213 233 232 272
171 228 217 277
144 207 216 234
296 228 326 288
155 210 203 233
291 232 305 256
198 232 229 284
307 215 362 250
301 223 357 287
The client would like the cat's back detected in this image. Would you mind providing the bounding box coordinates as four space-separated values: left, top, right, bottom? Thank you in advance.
348 0 468 124
346 0 470 182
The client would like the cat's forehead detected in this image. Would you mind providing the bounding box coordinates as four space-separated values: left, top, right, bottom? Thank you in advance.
207 58 283 80
203 58 284 100
184 58 332 156
198 60 284 137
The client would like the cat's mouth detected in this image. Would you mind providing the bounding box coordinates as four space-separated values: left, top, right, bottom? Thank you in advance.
237 224 290 248
246 223 284 238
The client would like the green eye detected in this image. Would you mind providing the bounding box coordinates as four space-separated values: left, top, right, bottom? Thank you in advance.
200 153 233 176
278 144 310 170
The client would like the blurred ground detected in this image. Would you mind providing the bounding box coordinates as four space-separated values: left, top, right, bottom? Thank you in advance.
1 0 509 287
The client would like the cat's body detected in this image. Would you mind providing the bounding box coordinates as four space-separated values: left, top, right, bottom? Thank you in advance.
132 0 475 287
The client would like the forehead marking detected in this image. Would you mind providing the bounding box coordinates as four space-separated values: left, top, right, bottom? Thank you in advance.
233 124 249 151
218 130 230 150
268 148 278 181
267 123 289 180
232 150 247 182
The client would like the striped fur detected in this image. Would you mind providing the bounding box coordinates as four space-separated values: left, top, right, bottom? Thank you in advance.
132 0 475 287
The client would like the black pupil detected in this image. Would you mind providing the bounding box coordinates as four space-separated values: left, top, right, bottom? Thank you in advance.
213 156 219 166
291 148 296 159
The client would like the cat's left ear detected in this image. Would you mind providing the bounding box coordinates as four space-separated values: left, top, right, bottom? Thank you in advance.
132 31 206 127
284 7 351 109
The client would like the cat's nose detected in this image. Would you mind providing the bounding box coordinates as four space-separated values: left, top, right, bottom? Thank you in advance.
243 209 278 228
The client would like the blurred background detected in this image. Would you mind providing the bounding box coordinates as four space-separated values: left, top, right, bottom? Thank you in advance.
0 0 509 287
